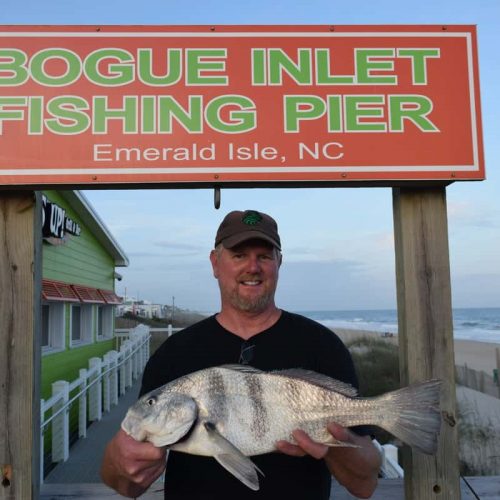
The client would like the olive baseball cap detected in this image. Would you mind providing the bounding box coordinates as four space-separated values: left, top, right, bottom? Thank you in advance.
215 210 281 250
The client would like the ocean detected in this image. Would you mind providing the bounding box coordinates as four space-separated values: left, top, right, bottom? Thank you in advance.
297 308 500 345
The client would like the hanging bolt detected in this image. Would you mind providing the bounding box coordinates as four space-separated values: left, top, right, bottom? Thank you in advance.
442 411 456 427
214 186 221 209
1 465 12 488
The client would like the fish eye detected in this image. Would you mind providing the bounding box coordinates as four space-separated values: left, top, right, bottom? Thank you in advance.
146 397 156 406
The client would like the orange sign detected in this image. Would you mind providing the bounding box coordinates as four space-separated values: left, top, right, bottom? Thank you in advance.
0 25 484 186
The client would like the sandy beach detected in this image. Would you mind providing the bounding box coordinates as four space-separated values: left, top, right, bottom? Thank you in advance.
334 327 499 375
334 327 500 474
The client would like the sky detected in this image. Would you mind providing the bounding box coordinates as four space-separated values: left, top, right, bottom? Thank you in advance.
3 1 499 313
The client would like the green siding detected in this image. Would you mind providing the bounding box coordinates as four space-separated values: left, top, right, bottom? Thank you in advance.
42 191 115 290
41 338 115 399
40 191 122 453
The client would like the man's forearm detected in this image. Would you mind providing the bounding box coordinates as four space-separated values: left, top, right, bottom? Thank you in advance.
324 432 381 499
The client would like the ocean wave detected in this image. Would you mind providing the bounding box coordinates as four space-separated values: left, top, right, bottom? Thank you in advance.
299 309 500 345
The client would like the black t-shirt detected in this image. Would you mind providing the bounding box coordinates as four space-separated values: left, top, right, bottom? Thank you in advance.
139 311 360 500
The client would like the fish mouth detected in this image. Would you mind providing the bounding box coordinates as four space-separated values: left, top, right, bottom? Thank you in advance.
121 414 147 441
169 416 199 446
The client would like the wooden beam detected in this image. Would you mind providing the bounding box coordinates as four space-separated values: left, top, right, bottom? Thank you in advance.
0 191 41 500
496 347 500 398
392 186 460 499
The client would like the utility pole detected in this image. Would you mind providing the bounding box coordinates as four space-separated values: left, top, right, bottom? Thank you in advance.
171 296 175 326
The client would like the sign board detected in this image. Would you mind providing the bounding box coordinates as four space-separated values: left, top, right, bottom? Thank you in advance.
41 194 81 244
0 25 484 186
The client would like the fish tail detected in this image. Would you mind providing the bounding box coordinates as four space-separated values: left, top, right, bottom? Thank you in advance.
375 379 442 455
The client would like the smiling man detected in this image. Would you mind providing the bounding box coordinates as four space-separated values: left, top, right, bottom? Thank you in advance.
101 209 381 500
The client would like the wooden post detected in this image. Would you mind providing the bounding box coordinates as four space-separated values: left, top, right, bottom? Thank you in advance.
103 353 111 412
496 348 500 398
88 357 103 422
78 368 88 439
119 345 127 395
0 191 41 500
51 380 70 463
109 350 119 406
393 186 460 499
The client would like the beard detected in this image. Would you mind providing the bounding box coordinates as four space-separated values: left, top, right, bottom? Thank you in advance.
223 273 277 313
227 287 275 313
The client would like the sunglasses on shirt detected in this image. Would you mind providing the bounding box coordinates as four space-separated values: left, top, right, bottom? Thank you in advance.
238 341 255 365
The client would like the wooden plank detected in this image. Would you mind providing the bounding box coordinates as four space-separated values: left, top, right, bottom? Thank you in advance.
0 191 42 500
392 187 460 499
40 483 164 498
39 477 500 499
462 476 500 498
496 347 500 398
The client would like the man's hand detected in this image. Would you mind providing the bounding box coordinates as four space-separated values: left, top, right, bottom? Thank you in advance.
276 423 381 499
100 429 167 498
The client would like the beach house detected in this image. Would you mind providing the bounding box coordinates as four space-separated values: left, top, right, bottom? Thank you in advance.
41 190 128 431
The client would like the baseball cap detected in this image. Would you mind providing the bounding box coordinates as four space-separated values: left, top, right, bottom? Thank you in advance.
215 210 281 250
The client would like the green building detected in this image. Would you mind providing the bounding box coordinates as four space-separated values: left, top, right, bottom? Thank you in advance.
41 190 128 400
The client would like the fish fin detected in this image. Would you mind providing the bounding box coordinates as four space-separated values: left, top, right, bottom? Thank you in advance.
324 436 360 448
375 379 442 455
204 421 263 491
272 369 358 398
219 364 264 374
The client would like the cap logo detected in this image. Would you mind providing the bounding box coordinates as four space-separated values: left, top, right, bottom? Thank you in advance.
242 211 262 226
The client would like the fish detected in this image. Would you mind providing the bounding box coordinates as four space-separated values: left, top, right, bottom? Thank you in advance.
121 364 442 491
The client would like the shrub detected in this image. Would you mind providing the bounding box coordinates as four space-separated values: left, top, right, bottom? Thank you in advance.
346 336 400 397
345 336 400 445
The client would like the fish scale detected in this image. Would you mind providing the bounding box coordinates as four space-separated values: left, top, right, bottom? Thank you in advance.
122 364 442 491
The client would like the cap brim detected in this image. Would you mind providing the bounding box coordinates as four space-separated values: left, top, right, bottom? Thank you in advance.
221 231 281 250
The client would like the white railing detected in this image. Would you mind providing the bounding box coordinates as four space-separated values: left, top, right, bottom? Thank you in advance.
373 440 404 478
40 324 150 483
115 324 182 351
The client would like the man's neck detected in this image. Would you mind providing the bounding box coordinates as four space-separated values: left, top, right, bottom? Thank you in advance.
216 306 282 340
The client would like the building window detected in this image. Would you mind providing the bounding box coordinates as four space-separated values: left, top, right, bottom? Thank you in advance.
41 303 65 353
97 305 114 340
71 304 93 345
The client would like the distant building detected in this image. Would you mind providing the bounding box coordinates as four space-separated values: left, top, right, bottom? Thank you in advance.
41 190 129 399
117 299 166 319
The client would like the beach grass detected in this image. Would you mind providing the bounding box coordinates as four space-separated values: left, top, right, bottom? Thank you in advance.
345 335 400 397
344 335 400 445
338 328 500 475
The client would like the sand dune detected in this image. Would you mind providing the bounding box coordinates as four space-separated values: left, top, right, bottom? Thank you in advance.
334 327 500 475
334 328 499 375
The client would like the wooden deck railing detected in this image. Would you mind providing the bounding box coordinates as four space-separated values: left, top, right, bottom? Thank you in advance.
456 363 500 398
40 325 150 483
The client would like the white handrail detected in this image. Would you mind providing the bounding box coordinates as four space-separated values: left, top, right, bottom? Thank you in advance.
373 440 404 478
40 324 151 483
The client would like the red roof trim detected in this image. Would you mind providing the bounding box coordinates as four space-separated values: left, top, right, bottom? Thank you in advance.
42 279 80 302
42 280 121 305
72 284 107 304
99 289 122 305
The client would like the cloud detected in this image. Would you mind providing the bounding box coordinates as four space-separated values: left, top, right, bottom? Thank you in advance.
153 241 205 253
277 259 396 310
448 200 499 228
451 272 500 308
127 251 165 258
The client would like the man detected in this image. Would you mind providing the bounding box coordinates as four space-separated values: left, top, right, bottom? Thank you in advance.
101 209 381 499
